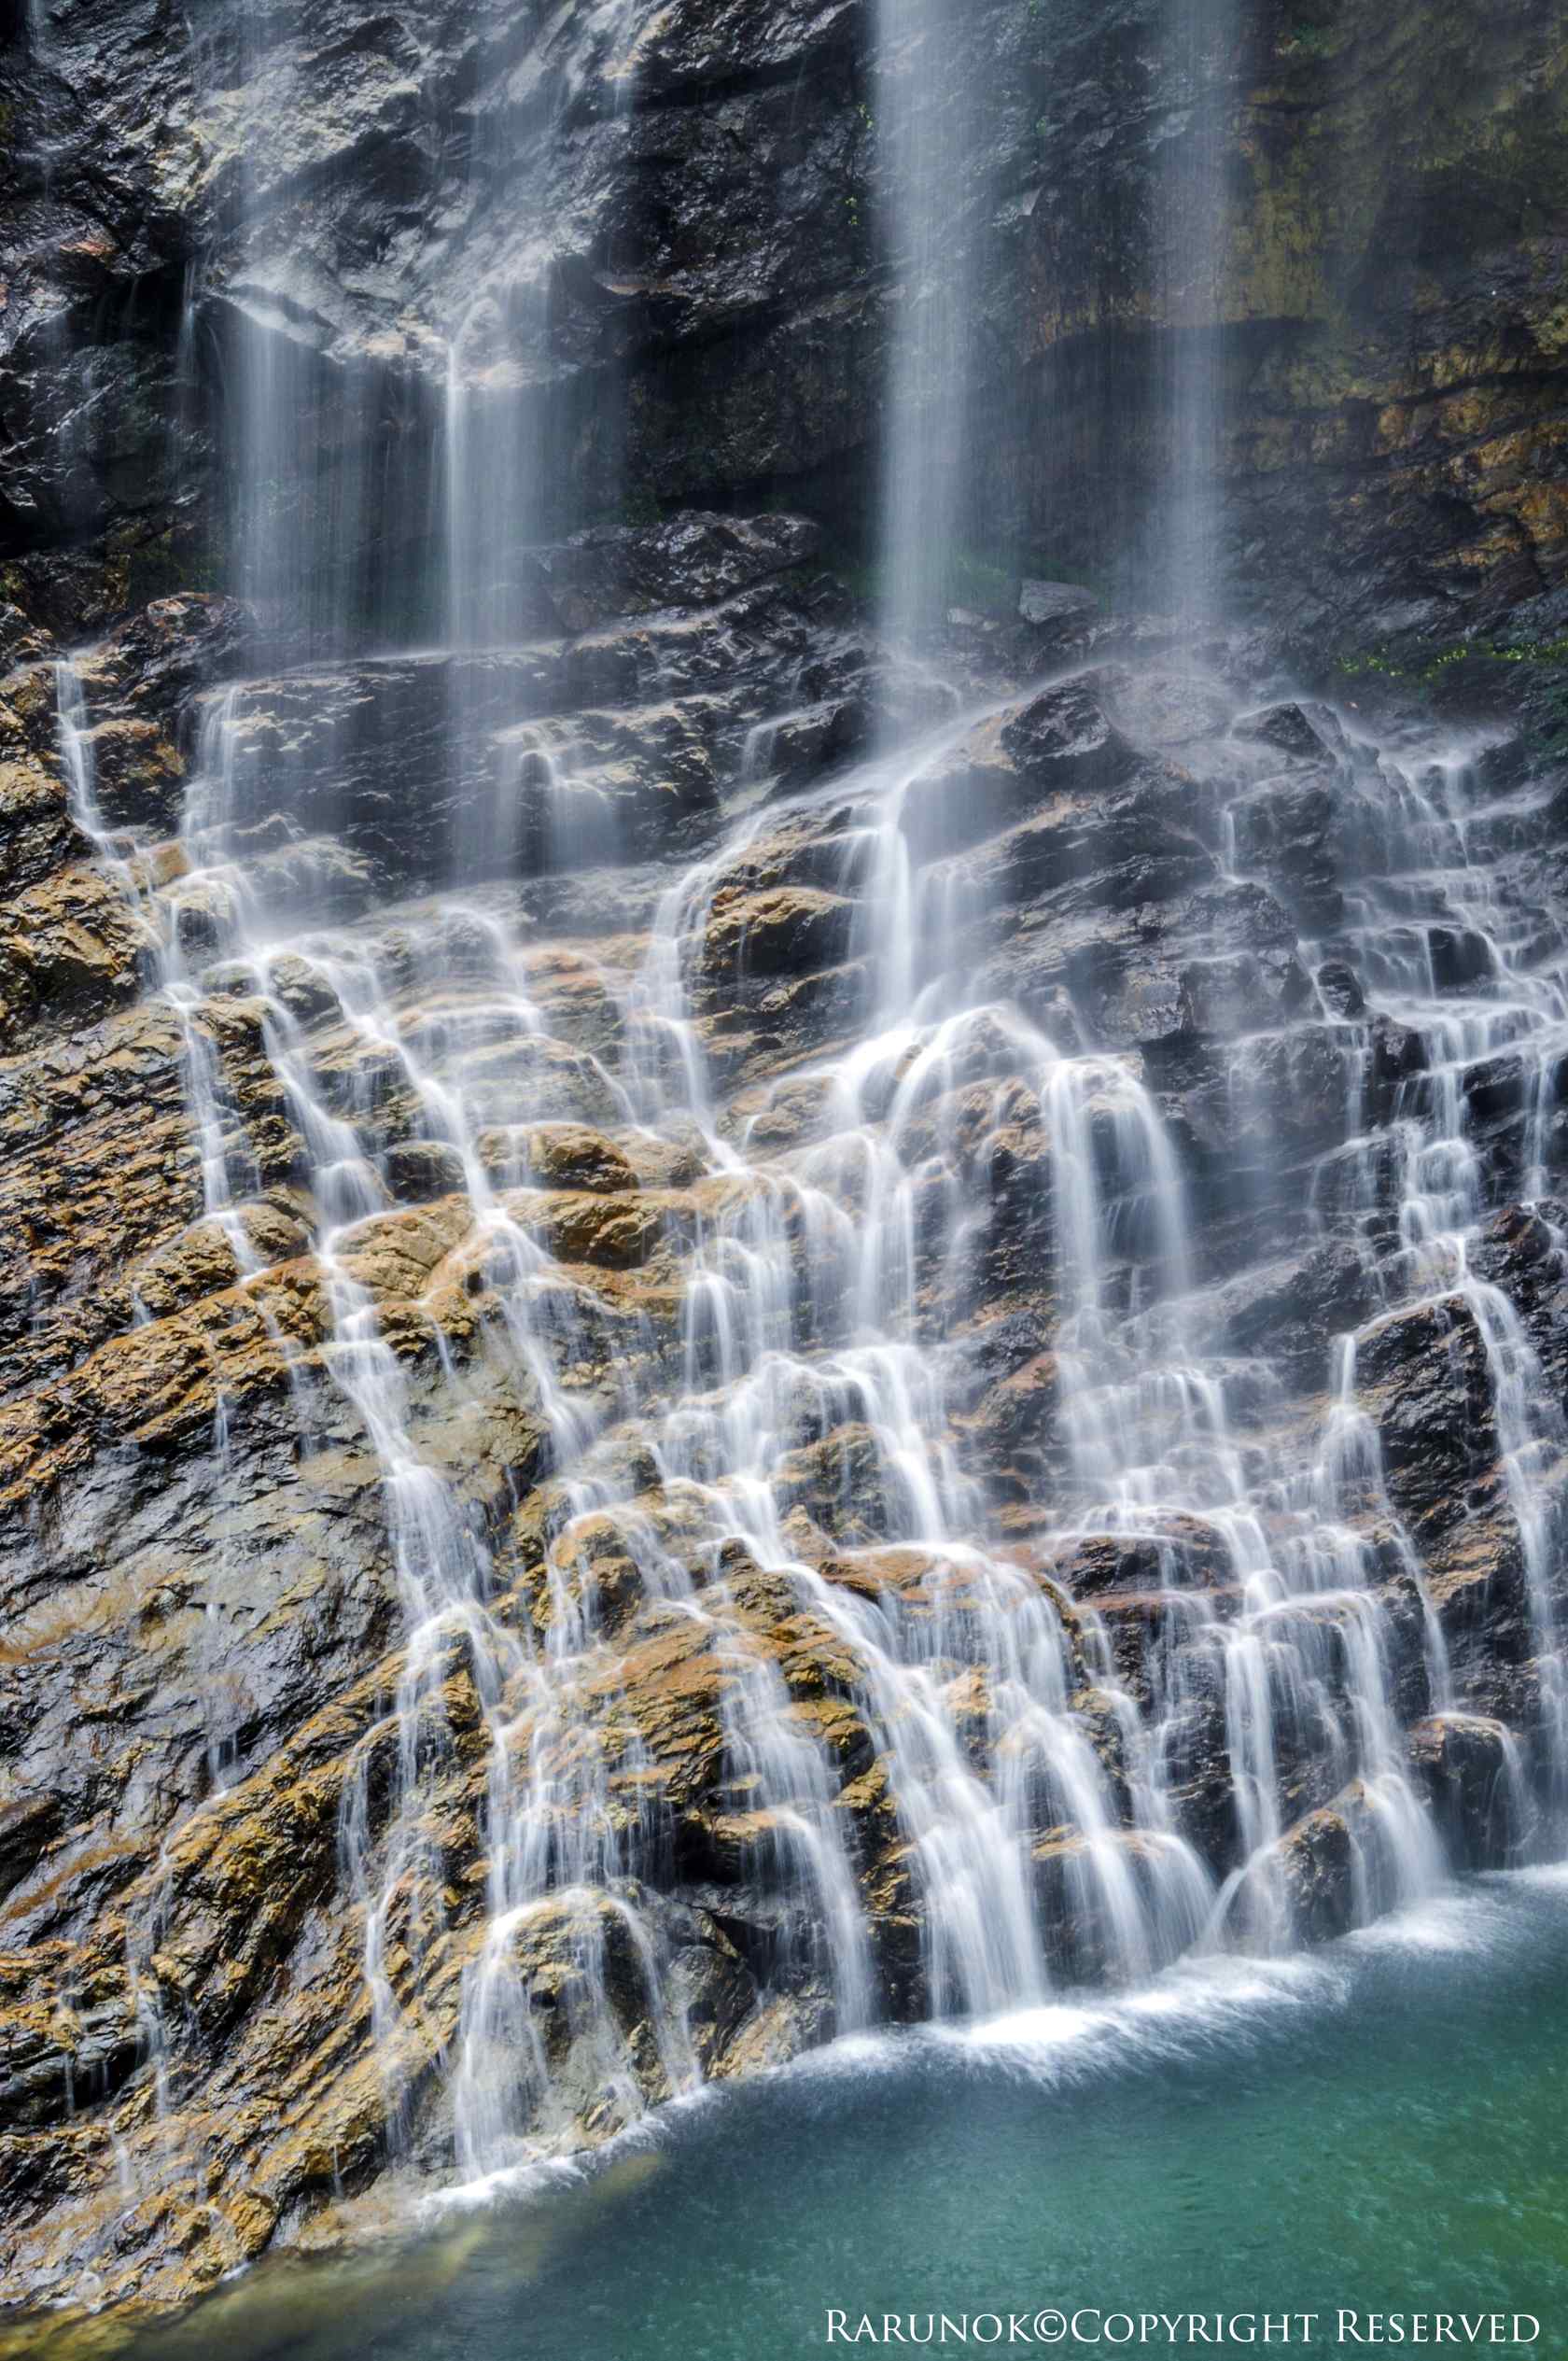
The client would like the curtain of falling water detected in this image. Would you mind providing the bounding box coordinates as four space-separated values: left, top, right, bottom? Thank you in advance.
875 0 980 649
1160 0 1239 628
206 5 449 656
442 0 646 882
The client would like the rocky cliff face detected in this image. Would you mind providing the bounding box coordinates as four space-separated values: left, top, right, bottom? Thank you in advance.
5 0 1568 2340
5 0 1567 645
3 551 1567 2324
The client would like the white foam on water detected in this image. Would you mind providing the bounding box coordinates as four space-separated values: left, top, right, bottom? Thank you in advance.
427 2075 725 2219
948 1949 1346 2091
1500 1858 1568 1894
420 1858 1568 2253
1343 1892 1499 1957
427 2153 589 2218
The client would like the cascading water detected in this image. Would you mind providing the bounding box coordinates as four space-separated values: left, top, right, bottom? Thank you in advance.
76 621 1565 2195
21 0 1568 2273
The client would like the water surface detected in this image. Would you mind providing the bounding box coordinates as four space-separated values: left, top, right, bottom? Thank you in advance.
113 1870 1568 2360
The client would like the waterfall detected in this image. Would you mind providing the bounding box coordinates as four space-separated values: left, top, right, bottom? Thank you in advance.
14 0 1568 2287
93 636 1565 2185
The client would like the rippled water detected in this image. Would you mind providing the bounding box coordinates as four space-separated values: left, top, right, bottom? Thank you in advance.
89 1869 1567 2360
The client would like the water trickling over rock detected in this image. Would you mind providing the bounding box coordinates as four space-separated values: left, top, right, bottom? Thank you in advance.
2 0 1568 2334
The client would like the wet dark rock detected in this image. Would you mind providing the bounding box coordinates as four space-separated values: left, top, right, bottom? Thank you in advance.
379 1141 469 1204
0 602 57 671
1367 1017 1428 1112
1018 580 1099 631
531 514 822 633
1316 961 1365 1019
1257 1797 1358 1946
1158 1681 1241 1872
1468 1203 1568 1398
1228 774 1341 931
1048 1523 1236 1602
892 685 1132 867
1211 1243 1376 1383
974 767 1220 952
170 563 833 907
1231 702 1337 762
0 751 81 897
1430 925 1497 994
1179 1023 1363 1168
704 886 858 981
0 1794 60 1908
1409 1714 1527 1870
1000 682 1127 783
1463 1051 1527 1127
1354 1297 1501 1532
